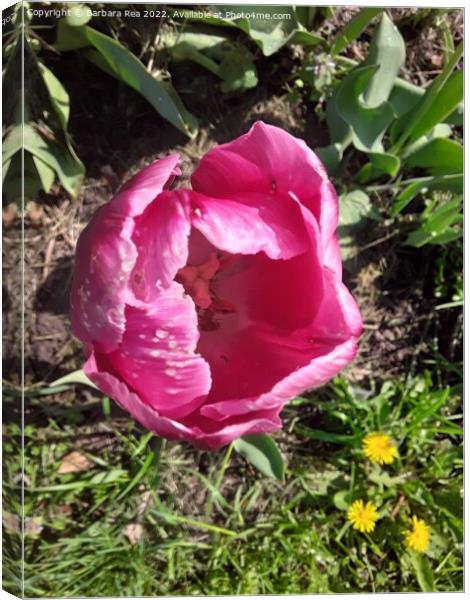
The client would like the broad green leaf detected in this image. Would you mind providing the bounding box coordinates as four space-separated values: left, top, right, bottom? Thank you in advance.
335 65 395 152
391 174 463 216
400 123 452 159
368 152 401 177
55 18 89 51
410 554 435 592
3 152 43 203
23 124 84 198
56 24 198 137
2 158 11 184
316 143 343 175
325 90 351 144
404 138 463 175
49 369 98 389
233 433 284 480
38 62 70 130
404 69 463 144
391 42 463 150
185 6 322 56
32 155 55 193
331 8 383 56
64 3 92 27
363 13 406 107
294 6 317 30
2 125 22 162
339 189 377 228
170 34 258 92
219 47 258 92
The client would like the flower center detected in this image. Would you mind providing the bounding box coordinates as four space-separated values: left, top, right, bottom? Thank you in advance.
175 252 236 331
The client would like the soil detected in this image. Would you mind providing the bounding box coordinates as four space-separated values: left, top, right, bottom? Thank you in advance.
2 7 462 433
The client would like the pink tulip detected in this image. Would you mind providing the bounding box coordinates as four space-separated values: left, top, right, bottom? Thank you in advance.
70 122 362 449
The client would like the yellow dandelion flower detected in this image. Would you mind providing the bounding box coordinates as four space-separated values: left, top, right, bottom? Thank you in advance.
347 500 379 533
404 516 430 553
362 432 398 465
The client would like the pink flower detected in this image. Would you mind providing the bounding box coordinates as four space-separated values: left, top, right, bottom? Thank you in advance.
70 122 362 449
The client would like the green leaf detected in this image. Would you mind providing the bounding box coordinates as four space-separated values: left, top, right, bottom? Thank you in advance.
219 47 258 92
316 143 343 175
325 90 352 144
339 189 378 229
233 433 284 480
23 124 84 198
295 425 356 445
335 65 395 152
57 24 198 137
404 138 463 175
400 123 452 159
331 8 383 56
368 152 401 177
434 488 463 521
333 490 353 510
391 174 463 216
38 62 70 130
49 369 98 389
187 6 322 56
55 18 89 51
2 125 22 162
32 155 55 193
391 42 463 150
363 13 406 107
410 554 436 592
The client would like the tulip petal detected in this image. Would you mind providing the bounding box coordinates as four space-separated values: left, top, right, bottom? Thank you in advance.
191 121 338 250
85 348 280 449
105 285 211 419
180 190 311 260
70 156 181 353
130 191 191 301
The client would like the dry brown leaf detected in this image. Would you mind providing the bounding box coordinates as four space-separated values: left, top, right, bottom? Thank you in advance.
58 451 92 474
123 523 144 545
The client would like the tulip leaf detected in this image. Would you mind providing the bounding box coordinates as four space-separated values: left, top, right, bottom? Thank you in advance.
410 554 436 592
49 369 98 389
233 433 284 480
32 155 55 193
2 124 22 162
391 42 463 149
404 138 463 175
55 23 198 137
362 13 406 107
186 6 322 56
23 123 84 198
331 8 383 56
169 33 258 93
368 152 401 177
400 123 452 159
335 65 395 152
38 62 70 130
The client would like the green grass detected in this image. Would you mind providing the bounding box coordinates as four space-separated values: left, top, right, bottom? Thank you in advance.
3 370 462 596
